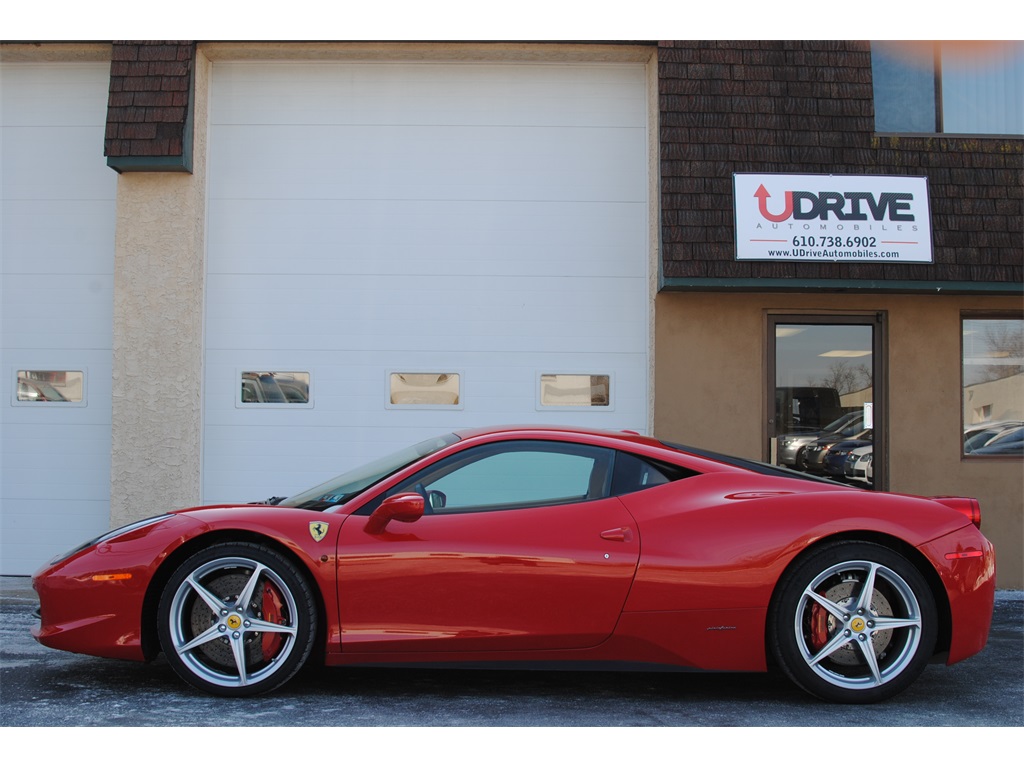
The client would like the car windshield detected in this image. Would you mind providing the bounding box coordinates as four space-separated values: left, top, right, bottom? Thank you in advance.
278 433 460 510
20 379 68 401
823 412 857 432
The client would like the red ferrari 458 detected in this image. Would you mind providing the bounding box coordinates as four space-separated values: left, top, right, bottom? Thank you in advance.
32 426 995 703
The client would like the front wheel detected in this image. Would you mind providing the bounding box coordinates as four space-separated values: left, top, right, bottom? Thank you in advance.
157 542 317 696
769 541 936 704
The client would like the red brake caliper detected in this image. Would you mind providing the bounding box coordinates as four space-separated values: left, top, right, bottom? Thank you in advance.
261 582 285 659
809 593 830 651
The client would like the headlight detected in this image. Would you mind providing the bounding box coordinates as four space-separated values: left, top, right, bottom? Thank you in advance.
50 514 175 565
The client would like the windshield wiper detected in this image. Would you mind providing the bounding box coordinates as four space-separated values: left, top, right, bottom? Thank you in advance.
251 496 287 506
295 494 357 511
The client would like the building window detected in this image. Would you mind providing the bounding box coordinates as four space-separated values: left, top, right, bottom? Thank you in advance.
387 372 462 408
962 317 1023 457
872 41 1024 135
239 372 310 405
538 374 611 409
14 370 85 404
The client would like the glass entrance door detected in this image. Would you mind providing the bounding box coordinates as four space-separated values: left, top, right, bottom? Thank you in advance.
769 316 884 490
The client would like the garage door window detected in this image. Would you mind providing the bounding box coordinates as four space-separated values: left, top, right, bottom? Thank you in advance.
538 374 611 409
387 372 462 409
14 370 85 405
239 372 310 406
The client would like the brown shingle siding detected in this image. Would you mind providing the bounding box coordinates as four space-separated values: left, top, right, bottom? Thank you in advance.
148 61 190 78
104 41 194 172
110 45 138 62
659 40 1024 288
137 43 182 62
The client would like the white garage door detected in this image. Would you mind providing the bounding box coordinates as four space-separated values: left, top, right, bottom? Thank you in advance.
204 60 650 503
1 63 116 575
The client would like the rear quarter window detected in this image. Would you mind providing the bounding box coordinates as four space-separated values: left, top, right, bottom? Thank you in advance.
611 452 696 496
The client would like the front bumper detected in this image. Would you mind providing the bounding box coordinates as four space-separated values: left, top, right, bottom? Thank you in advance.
31 513 198 662
32 568 150 661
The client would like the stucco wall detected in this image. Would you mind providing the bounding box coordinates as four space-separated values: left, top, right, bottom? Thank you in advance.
655 291 1024 589
109 50 210 526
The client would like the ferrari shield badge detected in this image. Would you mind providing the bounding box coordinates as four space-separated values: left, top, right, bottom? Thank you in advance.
308 521 329 542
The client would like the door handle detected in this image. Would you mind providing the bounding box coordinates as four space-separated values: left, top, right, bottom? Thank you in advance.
600 527 633 543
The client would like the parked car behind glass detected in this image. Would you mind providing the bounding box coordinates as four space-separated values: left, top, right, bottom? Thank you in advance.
16 376 67 402
969 426 1024 456
844 445 873 485
776 411 862 468
803 428 871 475
963 422 1023 454
821 431 873 479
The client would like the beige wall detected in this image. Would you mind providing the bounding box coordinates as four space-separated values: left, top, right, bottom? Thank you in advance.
655 291 1024 589
109 50 210 527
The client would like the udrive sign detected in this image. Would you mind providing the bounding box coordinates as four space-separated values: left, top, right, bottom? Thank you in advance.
733 173 933 263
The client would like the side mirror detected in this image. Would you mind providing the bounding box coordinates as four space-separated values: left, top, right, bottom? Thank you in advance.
365 492 425 534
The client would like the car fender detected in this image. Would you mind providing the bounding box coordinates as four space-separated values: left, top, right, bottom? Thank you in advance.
148 506 350 648
618 475 978 615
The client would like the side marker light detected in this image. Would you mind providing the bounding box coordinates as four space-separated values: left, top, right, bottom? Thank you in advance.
944 550 984 561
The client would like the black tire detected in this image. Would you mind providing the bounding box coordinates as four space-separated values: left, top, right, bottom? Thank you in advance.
157 541 317 696
768 541 936 704
795 447 811 472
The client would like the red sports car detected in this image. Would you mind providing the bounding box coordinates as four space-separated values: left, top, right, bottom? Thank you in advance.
31 426 995 703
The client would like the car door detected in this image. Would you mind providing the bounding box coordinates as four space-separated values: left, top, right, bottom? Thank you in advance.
336 440 640 653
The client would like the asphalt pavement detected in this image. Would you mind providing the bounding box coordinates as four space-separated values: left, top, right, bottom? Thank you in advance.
3 575 1021 729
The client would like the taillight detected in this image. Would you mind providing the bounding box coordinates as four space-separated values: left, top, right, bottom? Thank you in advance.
933 497 982 529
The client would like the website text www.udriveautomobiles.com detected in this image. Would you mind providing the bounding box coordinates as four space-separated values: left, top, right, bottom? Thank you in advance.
766 235 904 259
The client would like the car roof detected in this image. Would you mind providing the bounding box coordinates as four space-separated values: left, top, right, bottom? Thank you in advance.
452 424 663 448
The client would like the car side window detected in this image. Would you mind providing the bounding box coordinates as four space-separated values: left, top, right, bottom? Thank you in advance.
391 441 614 515
610 451 695 496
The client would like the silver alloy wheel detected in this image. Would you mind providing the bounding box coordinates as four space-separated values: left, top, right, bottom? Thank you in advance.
794 559 923 691
166 555 300 689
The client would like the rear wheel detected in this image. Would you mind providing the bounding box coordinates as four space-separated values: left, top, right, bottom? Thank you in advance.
157 542 316 696
769 541 936 704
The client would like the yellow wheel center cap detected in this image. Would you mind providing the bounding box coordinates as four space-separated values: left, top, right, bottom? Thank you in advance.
851 617 866 632
227 614 243 630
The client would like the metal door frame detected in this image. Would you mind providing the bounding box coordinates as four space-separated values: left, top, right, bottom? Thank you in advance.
766 312 888 490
